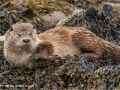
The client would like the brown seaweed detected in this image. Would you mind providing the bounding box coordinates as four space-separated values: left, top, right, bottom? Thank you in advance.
57 7 120 44
0 0 74 35
0 0 120 90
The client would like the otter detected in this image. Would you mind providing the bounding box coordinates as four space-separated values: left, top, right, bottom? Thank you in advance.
4 22 120 68
4 22 40 68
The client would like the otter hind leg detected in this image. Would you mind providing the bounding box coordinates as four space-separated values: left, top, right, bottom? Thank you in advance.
72 31 103 60
80 47 103 60
80 53 102 60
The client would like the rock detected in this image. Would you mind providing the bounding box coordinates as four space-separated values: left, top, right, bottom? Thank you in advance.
0 36 5 41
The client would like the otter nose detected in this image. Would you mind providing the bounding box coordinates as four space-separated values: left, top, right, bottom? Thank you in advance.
23 39 30 44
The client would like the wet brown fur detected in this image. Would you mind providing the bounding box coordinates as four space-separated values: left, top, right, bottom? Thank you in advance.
37 27 120 61
4 23 120 68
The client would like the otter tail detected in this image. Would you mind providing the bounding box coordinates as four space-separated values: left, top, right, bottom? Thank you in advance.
99 39 120 61
107 43 120 61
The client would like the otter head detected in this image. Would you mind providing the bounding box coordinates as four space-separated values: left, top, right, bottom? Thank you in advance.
6 22 39 51
4 22 40 68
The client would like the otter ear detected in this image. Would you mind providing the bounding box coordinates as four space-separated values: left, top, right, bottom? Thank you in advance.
5 27 13 40
9 27 13 31
33 24 36 29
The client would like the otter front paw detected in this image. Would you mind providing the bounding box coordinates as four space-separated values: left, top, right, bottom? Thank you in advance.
49 55 61 61
28 53 41 61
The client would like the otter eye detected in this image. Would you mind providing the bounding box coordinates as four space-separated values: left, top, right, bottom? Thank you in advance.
33 25 36 29
29 33 32 36
18 34 22 37
9 27 13 31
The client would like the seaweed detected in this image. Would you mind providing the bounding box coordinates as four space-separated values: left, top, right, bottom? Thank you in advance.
57 5 120 42
0 0 74 35
0 42 120 89
0 0 120 90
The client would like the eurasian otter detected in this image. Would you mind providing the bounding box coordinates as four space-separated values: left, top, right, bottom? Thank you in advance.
4 22 120 68
4 22 41 68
